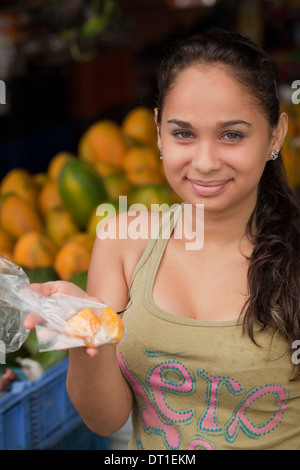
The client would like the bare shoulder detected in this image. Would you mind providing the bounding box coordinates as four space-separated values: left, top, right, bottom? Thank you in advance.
87 210 163 311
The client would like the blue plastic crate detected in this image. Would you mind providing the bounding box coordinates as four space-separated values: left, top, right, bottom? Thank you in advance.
0 381 33 450
29 359 80 448
0 358 109 450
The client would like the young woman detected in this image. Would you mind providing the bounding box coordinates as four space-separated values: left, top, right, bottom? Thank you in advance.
25 29 300 450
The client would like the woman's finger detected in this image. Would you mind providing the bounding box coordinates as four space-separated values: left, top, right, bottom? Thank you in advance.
24 312 44 329
29 281 84 297
85 347 98 357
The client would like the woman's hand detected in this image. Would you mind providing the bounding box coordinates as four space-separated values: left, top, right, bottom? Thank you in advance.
23 280 102 357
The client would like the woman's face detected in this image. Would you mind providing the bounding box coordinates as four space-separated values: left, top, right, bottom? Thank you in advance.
156 64 286 216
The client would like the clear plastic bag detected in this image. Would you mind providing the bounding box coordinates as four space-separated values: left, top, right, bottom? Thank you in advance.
0 256 125 352
0 256 30 353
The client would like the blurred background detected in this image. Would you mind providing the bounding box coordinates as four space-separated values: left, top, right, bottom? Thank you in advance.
0 0 300 451
0 0 299 177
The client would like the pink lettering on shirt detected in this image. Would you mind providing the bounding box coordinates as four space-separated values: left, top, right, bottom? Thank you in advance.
225 384 288 442
198 370 243 433
118 352 289 449
188 438 215 450
118 353 195 449
148 360 195 423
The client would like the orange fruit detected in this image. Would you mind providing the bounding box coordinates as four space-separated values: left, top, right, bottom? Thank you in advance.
123 146 163 186
47 151 74 181
78 120 128 168
66 308 101 345
54 232 94 281
99 307 125 343
45 208 80 247
122 106 158 149
13 231 58 269
66 306 124 347
0 194 43 239
38 180 65 217
0 168 38 205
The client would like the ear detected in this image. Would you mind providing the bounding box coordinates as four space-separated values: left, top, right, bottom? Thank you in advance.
272 112 288 151
154 108 162 151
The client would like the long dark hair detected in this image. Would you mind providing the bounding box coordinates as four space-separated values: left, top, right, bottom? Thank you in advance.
156 29 300 379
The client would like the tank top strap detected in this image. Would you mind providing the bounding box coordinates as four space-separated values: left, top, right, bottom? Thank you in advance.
128 203 183 295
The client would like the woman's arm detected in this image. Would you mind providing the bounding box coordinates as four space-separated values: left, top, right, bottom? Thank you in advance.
66 213 138 436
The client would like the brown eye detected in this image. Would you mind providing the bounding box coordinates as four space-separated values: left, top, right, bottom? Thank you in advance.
173 130 193 139
223 132 244 141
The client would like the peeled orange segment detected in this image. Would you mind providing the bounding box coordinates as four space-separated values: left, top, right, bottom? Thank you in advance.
65 306 125 347
99 307 125 343
66 308 101 347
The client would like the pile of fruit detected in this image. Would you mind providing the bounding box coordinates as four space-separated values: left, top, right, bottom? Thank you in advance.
0 106 177 287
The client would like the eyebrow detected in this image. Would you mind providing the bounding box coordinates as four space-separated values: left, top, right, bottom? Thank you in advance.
217 119 252 128
167 119 252 128
167 119 193 128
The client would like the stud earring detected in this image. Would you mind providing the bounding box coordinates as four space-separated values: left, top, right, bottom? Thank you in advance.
159 150 163 160
269 148 279 161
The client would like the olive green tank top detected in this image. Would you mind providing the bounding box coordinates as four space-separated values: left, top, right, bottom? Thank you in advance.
117 205 300 450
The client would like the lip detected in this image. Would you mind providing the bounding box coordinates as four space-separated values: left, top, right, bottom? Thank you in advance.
187 178 232 196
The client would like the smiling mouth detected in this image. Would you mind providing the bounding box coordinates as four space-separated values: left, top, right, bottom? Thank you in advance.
187 178 233 196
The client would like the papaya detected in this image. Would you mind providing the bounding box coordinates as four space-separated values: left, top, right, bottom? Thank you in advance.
47 151 75 181
58 158 108 228
103 173 131 200
38 179 66 217
127 184 172 211
45 207 80 247
54 232 94 281
122 106 158 150
0 194 43 239
123 146 163 186
13 231 58 269
78 120 128 168
0 168 39 206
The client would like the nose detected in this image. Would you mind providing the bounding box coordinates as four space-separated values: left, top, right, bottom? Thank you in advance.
191 140 222 173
